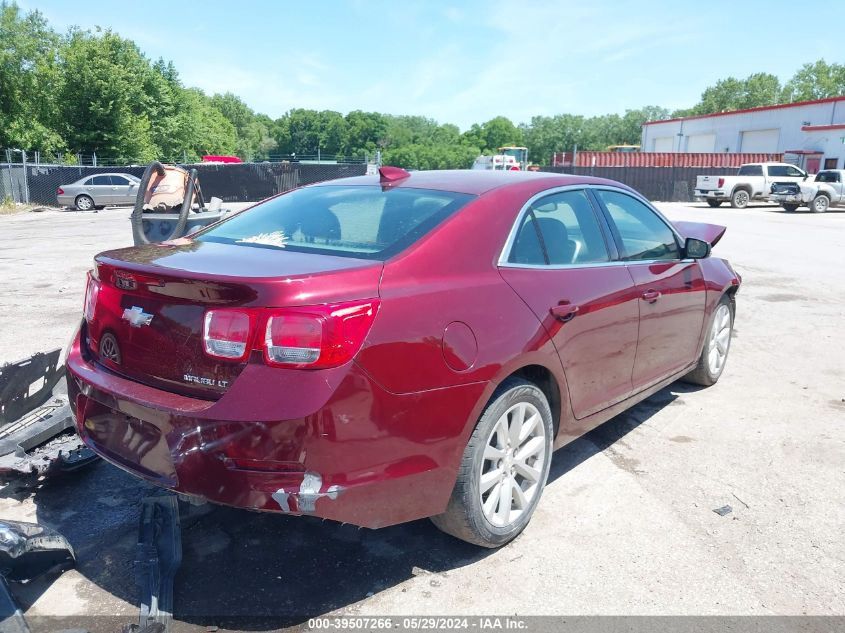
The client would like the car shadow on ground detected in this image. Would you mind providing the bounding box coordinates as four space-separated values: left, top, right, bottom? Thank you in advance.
11 381 698 631
683 201 845 214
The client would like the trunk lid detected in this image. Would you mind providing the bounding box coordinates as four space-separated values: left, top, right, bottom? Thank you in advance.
86 240 382 399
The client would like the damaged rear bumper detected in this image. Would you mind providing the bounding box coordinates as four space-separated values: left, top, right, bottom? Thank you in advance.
65 329 486 529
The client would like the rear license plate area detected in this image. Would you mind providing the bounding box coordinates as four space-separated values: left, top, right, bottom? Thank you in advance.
82 406 177 485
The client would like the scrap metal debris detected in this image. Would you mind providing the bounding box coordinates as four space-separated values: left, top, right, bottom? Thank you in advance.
0 520 76 633
0 577 31 633
713 505 733 517
0 520 75 583
129 496 182 633
0 349 98 482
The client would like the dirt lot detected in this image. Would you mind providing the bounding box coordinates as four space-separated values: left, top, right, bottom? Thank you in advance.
0 202 843 630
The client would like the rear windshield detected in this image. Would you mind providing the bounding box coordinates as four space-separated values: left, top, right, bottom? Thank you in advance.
197 185 474 260
738 165 763 176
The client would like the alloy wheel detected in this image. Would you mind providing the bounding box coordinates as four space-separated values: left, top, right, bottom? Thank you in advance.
479 402 547 528
707 304 731 375
813 196 829 213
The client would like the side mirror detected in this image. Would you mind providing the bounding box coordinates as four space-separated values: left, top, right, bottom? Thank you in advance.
685 237 711 259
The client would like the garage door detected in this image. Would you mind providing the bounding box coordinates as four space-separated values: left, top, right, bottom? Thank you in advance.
686 134 716 153
652 137 673 152
740 129 779 153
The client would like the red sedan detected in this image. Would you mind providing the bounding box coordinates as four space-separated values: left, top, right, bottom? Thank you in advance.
67 168 740 548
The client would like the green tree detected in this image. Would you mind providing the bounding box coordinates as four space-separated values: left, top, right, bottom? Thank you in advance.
170 88 237 161
209 92 275 160
481 116 523 152
694 72 781 114
782 60 845 102
274 109 348 156
342 110 387 156
620 106 670 145
0 2 64 150
57 28 160 161
521 114 586 164
460 117 522 153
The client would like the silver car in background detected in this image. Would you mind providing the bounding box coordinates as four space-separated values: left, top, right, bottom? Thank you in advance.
57 173 140 210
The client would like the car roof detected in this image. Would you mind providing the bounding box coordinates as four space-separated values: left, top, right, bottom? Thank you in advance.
315 169 632 196
74 172 136 182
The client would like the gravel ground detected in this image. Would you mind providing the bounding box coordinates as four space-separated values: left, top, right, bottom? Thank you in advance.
0 201 843 630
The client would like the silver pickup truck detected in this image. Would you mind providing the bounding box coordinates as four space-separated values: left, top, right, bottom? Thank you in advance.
770 169 845 213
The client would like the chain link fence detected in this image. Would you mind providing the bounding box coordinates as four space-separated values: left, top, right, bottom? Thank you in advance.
1 151 370 207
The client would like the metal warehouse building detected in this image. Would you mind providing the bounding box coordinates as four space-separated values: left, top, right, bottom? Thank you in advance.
641 96 845 172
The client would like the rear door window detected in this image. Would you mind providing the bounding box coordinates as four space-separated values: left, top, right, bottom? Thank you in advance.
197 185 474 260
91 176 111 185
507 189 610 266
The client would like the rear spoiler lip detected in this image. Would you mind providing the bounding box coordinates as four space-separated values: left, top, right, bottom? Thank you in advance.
672 220 727 247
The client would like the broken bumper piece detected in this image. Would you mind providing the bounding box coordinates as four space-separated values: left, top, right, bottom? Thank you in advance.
0 349 98 481
0 520 75 583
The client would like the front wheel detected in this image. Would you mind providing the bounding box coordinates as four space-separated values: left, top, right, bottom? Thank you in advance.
782 203 800 213
430 378 553 548
683 295 734 386
811 194 830 213
706 200 722 208
730 189 750 209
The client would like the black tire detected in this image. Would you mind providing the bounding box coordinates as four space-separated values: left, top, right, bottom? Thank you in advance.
706 200 722 208
811 194 830 213
683 294 735 386
782 204 800 213
430 378 553 548
730 189 750 209
75 194 94 211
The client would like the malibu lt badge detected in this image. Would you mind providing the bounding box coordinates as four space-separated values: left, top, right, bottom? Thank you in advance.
122 306 153 328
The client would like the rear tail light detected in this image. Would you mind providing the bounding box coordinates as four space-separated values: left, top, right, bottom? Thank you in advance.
83 273 99 322
264 300 379 368
717 178 725 188
57 187 64 195
203 310 252 360
265 313 322 364
202 299 379 369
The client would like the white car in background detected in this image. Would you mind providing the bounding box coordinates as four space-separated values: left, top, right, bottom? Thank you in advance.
56 173 140 211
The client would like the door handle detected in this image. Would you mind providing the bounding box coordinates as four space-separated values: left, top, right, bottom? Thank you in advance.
641 289 661 303
550 304 579 322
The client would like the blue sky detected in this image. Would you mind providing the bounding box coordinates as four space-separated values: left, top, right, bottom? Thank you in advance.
20 0 845 130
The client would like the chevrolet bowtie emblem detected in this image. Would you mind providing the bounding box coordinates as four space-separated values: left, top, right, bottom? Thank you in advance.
122 306 153 328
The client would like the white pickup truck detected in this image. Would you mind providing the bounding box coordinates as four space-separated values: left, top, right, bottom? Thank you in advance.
695 162 809 209
770 169 845 213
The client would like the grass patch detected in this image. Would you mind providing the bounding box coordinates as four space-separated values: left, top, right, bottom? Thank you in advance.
0 198 54 215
